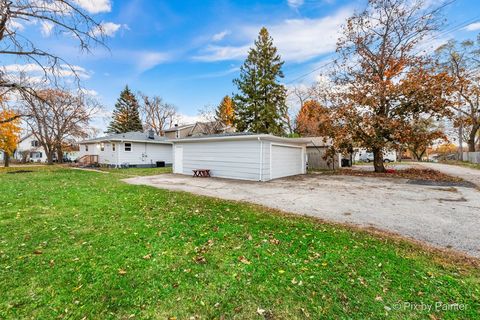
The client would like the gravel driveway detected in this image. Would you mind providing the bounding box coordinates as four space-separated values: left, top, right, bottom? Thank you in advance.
124 174 480 257
416 162 480 187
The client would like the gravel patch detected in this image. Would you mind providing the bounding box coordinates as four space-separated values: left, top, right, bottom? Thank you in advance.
125 173 480 257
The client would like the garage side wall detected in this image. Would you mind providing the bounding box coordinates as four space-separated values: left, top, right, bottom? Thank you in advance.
175 140 262 181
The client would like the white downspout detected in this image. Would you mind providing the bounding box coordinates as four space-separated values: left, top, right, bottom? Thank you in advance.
258 137 263 181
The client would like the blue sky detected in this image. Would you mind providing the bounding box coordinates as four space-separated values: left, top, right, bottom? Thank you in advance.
5 0 480 130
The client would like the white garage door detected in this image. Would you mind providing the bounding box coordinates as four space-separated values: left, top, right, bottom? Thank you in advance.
271 144 304 179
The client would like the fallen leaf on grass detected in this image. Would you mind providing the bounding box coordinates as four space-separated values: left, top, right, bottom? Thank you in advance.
72 284 83 292
238 256 251 265
193 255 207 264
269 238 280 245
143 253 152 260
33 250 42 255
118 269 127 275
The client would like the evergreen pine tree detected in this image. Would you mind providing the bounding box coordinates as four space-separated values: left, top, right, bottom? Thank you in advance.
215 95 235 126
233 27 287 135
107 86 144 133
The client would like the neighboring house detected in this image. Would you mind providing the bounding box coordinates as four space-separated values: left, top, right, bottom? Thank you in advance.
163 121 235 139
14 134 48 163
78 131 173 167
172 133 309 181
188 121 235 137
164 124 195 139
306 137 341 170
62 143 80 162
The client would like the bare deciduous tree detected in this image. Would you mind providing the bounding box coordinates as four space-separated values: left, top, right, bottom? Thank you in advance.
436 38 480 152
139 93 178 135
22 89 100 164
0 0 107 122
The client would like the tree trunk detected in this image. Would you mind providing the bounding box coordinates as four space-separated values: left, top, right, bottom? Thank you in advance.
56 147 64 164
3 152 10 167
413 149 425 161
46 151 54 165
397 146 403 162
468 124 479 152
373 147 385 172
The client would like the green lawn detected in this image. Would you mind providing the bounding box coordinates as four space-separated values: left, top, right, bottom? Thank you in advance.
0 167 478 319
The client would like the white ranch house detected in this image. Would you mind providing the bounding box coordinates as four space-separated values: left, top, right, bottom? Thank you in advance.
171 133 309 181
78 131 172 167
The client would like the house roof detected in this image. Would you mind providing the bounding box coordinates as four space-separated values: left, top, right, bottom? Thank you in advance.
80 131 172 144
163 124 195 132
172 132 311 144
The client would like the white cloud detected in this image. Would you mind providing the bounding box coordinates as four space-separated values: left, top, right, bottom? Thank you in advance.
212 30 230 42
287 0 304 9
7 20 24 31
91 22 127 37
2 63 91 79
464 22 480 32
194 44 250 62
135 52 171 72
194 7 353 63
41 21 54 37
176 113 202 125
32 0 72 13
74 0 112 14
191 67 240 79
79 88 99 96
3 64 44 73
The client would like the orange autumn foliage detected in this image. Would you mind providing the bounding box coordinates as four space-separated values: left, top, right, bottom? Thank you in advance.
216 95 235 126
0 109 21 155
295 100 329 137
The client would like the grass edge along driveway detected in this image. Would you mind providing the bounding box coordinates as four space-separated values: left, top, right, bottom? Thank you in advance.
0 166 478 319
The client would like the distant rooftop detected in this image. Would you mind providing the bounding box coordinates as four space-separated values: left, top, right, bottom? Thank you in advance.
174 132 256 140
80 131 170 144
163 123 195 132
172 132 311 144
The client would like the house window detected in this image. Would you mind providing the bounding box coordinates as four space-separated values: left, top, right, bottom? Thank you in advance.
31 140 39 147
30 152 42 159
125 143 132 151
100 143 105 151
112 143 116 151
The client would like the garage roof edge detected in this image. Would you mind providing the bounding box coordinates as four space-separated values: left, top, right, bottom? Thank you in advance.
170 134 310 144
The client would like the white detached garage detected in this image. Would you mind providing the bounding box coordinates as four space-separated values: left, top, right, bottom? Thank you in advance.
172 134 309 181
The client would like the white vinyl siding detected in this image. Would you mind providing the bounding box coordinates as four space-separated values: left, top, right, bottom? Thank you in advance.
117 142 172 166
78 142 172 166
174 140 261 181
173 137 307 181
